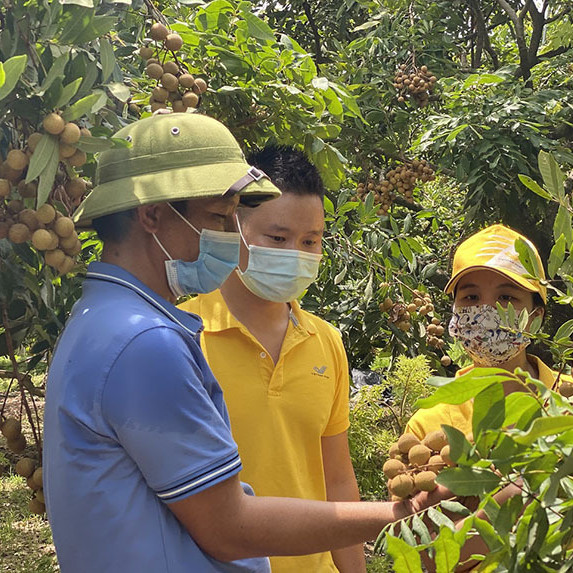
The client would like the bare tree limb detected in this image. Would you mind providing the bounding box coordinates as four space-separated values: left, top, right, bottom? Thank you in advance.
301 1 325 65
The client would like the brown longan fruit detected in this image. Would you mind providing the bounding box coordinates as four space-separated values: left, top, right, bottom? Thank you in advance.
54 217 75 238
80 127 92 138
162 60 179 75
18 209 40 232
388 442 401 459
27 132 42 152
440 445 455 467
150 22 169 41
139 46 154 60
8 222 31 243
192 77 208 94
146 63 164 80
408 444 432 466
15 457 36 478
32 467 43 489
58 256 76 275
8 434 27 453
32 229 54 251
559 381 573 398
1 418 21 439
415 470 437 492
152 86 170 102
35 489 45 504
161 73 179 92
68 149 87 167
182 91 199 108
164 33 183 52
60 123 81 145
388 474 414 498
6 149 29 170
398 432 420 454
7 199 24 214
0 178 11 197
43 112 66 135
18 181 37 198
383 458 406 479
28 497 45 515
45 249 66 268
427 454 445 473
59 231 79 249
65 178 87 199
0 221 10 239
150 102 167 113
63 239 81 257
36 203 56 224
179 74 195 88
422 430 448 452
59 143 77 159
172 100 187 113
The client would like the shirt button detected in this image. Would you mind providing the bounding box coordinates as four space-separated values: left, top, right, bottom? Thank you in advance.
260 352 266 358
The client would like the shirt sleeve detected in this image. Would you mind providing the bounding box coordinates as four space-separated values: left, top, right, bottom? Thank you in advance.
101 326 241 503
323 328 351 437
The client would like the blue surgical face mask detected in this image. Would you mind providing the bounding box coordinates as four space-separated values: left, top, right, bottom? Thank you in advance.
235 216 322 303
154 204 240 297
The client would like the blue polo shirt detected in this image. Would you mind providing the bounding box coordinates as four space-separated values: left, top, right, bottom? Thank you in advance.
43 262 270 573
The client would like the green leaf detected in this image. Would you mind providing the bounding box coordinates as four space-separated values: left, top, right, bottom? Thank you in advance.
555 319 573 341
518 174 552 201
400 520 417 546
513 415 573 445
411 514 432 545
514 237 542 278
241 10 275 42
99 37 115 83
440 500 471 516
59 7 93 44
62 91 106 121
427 507 455 531
436 466 501 496
538 151 565 199
415 369 509 408
55 77 83 108
434 526 461 573
0 54 28 101
39 52 69 94
549 234 567 278
25 134 58 183
554 205 572 247
36 139 60 208
60 0 94 6
0 61 5 89
107 82 130 102
444 124 469 143
385 534 423 572
473 517 504 551
473 383 505 437
75 135 113 153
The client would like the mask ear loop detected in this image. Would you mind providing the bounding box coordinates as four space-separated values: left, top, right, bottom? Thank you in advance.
152 234 173 261
234 214 250 249
167 203 201 236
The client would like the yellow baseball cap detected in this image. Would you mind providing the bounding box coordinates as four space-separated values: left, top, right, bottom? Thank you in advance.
444 224 547 303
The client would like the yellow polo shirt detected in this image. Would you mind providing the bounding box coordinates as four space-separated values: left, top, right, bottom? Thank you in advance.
179 290 350 573
405 355 569 439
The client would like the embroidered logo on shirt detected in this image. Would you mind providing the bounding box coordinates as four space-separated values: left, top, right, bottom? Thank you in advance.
311 365 329 378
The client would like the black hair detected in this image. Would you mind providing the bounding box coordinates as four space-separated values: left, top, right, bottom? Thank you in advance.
92 201 188 243
246 145 325 199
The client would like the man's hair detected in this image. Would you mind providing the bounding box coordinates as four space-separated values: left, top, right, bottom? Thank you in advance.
92 201 188 243
247 145 325 199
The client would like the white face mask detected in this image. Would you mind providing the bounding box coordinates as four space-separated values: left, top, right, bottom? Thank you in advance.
448 304 531 366
235 217 322 303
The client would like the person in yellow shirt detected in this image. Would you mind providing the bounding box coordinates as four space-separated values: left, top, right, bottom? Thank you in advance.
405 223 570 440
403 223 571 572
179 146 366 572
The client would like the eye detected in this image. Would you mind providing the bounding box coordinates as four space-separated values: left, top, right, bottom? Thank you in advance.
267 235 285 242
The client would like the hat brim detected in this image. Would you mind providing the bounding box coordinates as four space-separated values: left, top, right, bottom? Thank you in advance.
73 161 280 228
445 265 546 303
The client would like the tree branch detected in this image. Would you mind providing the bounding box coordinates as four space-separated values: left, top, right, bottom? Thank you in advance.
301 1 324 65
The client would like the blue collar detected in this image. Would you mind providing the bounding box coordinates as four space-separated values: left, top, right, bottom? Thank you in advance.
86 262 203 337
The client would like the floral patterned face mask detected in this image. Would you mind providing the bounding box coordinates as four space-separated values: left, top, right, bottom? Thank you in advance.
448 304 531 366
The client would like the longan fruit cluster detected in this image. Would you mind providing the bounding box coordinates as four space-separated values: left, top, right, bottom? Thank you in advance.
15 457 45 514
383 161 435 203
355 180 395 216
141 22 208 113
394 64 437 107
1 417 26 454
384 430 454 500
0 119 86 274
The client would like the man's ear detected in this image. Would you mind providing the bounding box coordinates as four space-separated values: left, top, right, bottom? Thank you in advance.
136 203 165 234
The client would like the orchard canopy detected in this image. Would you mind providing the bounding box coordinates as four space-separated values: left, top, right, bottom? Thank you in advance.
0 0 573 569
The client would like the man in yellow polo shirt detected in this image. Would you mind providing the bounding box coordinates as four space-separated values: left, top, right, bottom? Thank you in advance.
405 223 571 440
179 146 366 572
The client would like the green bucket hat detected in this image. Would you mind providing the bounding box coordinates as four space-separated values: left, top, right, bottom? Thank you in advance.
72 112 281 227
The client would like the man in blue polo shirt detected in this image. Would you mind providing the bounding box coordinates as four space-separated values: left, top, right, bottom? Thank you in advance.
43 111 450 573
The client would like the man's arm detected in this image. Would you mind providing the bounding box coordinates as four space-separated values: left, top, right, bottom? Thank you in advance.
322 431 367 572
168 473 450 562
